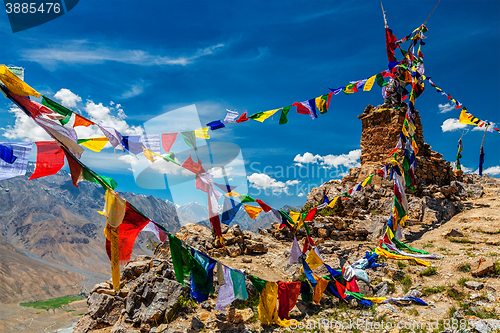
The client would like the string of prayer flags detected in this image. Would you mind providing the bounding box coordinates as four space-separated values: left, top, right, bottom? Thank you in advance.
121 136 143 155
5 89 64 120
255 199 272 212
293 100 318 119
0 65 41 98
0 142 32 181
78 137 109 152
140 134 161 154
278 105 292 125
230 269 248 300
249 108 280 122
34 116 84 158
182 155 205 174
29 141 65 180
64 149 117 190
243 204 263 220
223 109 239 124
239 194 255 203
161 133 178 152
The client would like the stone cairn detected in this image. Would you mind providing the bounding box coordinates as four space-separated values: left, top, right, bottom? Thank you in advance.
263 102 484 244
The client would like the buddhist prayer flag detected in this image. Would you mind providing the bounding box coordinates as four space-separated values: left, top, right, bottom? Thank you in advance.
105 203 150 264
0 142 32 181
257 282 291 327
293 100 318 119
215 265 236 311
305 247 323 270
364 75 376 91
41 96 73 125
249 108 280 122
0 144 16 164
181 131 197 150
289 236 301 265
78 137 109 152
315 94 331 114
73 113 95 127
29 141 65 180
182 155 205 174
7 91 63 120
190 250 216 302
140 134 161 154
0 65 41 98
236 112 249 123
312 275 329 304
64 149 117 189
35 116 84 158
223 109 239 123
239 194 255 203
206 120 225 130
104 189 127 228
194 127 210 139
277 281 301 320
221 197 241 225
142 220 168 243
278 106 292 125
169 234 193 284
161 133 178 152
98 125 124 151
255 199 272 212
243 204 263 219
121 136 143 154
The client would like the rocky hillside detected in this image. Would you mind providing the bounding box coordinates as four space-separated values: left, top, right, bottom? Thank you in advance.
0 164 186 304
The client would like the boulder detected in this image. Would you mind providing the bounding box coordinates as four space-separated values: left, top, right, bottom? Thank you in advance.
443 228 464 238
244 240 268 254
227 244 242 257
226 308 254 324
471 258 495 277
465 281 484 291
468 184 484 199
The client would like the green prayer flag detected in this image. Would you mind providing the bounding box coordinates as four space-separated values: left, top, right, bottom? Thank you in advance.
163 152 181 166
81 164 118 190
42 96 73 125
318 94 329 114
278 209 294 224
248 275 266 294
392 237 430 254
393 196 407 222
376 74 388 87
401 157 413 189
279 105 292 125
181 131 197 150
169 234 193 284
239 194 255 203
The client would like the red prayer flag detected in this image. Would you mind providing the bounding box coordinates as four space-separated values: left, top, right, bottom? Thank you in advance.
235 112 249 123
277 281 301 319
304 207 317 221
182 155 206 175
161 133 178 152
64 149 83 187
73 114 95 127
7 92 57 119
385 27 398 62
106 202 150 264
335 280 347 299
255 199 272 212
29 141 65 180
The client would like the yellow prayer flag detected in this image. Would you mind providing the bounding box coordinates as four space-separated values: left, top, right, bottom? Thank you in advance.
402 124 410 138
251 109 280 122
289 211 301 224
363 297 387 303
258 282 292 327
362 174 374 187
327 196 339 208
194 127 210 139
80 137 109 152
375 247 431 266
143 147 157 162
104 189 126 228
315 96 326 114
412 138 419 155
305 248 324 270
226 190 241 198
243 204 263 219
0 65 41 98
312 274 330 304
459 108 481 125
363 75 376 91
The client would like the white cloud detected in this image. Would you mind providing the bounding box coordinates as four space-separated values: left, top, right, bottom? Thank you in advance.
438 103 454 113
54 88 82 108
247 173 300 194
2 107 52 141
120 81 148 99
22 40 226 67
293 149 361 169
118 154 139 166
441 118 467 132
321 149 361 169
294 152 322 164
472 122 497 132
483 166 500 176
298 193 304 197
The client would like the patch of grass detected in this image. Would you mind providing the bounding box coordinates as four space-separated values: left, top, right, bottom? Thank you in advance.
461 218 468 222
235 295 259 309
476 228 500 235
487 252 499 257
397 261 407 270
394 274 412 293
422 243 435 248
388 283 396 293
19 296 83 310
66 309 75 313
77 313 85 316
370 208 382 215
449 238 475 244
457 277 470 287
438 247 448 252
35 311 43 315
457 263 471 272
494 262 500 275
446 287 466 301
178 295 196 309
421 286 445 296
419 267 437 277
407 307 419 316
448 306 457 318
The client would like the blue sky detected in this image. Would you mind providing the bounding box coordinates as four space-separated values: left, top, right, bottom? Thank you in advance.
0 0 499 210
